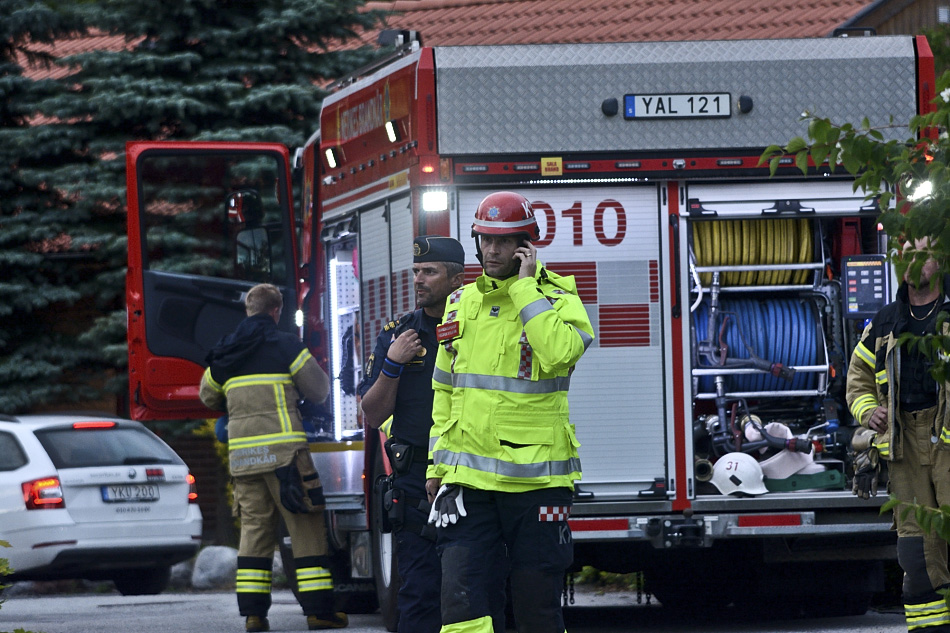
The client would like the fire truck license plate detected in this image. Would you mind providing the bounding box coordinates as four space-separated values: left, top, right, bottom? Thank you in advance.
101 484 159 503
624 93 731 119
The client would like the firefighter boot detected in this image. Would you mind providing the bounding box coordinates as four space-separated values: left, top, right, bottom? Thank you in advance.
306 612 349 629
245 615 270 632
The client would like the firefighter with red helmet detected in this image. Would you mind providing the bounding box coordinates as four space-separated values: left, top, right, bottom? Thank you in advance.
425 192 594 633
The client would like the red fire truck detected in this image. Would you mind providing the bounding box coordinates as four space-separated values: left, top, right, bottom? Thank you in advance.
126 32 935 621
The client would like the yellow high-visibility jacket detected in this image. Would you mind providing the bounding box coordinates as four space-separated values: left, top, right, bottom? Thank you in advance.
427 262 594 492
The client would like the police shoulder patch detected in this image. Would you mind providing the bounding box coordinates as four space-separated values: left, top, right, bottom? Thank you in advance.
383 318 401 332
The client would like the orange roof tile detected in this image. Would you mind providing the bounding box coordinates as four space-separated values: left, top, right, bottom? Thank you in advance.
363 0 879 45
19 1 883 81
19 31 136 80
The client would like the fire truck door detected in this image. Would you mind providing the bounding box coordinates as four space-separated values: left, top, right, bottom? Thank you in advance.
126 142 298 420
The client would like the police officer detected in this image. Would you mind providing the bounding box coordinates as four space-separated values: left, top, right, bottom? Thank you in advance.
846 238 950 632
199 283 348 632
359 236 466 633
425 192 594 633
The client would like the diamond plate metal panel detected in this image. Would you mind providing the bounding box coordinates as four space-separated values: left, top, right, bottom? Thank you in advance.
434 37 919 155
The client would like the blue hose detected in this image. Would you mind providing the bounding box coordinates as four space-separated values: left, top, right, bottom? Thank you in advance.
694 296 820 394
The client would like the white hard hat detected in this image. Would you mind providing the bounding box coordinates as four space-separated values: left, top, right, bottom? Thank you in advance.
710 452 769 496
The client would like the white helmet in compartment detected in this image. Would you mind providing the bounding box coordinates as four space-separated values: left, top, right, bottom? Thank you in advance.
711 452 768 496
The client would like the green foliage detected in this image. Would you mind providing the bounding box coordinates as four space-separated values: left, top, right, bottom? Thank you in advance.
923 23 950 79
0 0 96 413
1 539 11 591
574 566 643 592
763 42 950 545
1 0 383 414
760 68 950 386
3 542 41 633
883 495 950 545
0 539 27 633
194 417 230 470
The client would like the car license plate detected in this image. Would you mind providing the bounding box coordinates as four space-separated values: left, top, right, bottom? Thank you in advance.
101 484 160 503
624 93 731 119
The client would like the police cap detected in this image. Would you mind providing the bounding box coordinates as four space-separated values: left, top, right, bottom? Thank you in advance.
413 235 465 265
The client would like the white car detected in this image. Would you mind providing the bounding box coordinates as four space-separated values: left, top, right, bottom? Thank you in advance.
0 413 202 595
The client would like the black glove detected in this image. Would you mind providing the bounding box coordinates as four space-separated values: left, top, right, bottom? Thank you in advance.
850 427 880 500
274 462 308 513
851 448 880 499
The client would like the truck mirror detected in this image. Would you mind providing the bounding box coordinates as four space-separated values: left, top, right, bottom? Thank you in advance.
235 227 272 280
226 190 263 227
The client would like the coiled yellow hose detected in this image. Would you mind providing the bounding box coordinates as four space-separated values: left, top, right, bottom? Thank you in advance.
693 218 812 286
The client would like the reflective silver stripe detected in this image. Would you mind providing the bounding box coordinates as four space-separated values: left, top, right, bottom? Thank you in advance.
229 431 307 450
272 384 288 433
474 217 536 230
520 298 553 325
203 367 223 392
434 370 571 394
289 349 312 375
575 327 593 350
434 448 582 478
223 374 293 392
433 367 453 387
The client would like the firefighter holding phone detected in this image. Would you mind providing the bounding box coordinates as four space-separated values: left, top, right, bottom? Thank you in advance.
425 191 594 633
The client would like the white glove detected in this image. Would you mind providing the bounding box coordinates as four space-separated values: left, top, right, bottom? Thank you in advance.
427 484 467 527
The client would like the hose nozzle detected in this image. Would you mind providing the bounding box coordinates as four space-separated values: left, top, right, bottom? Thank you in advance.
695 457 714 482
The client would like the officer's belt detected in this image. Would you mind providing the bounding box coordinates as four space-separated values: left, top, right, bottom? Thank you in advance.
404 494 431 511
392 439 430 463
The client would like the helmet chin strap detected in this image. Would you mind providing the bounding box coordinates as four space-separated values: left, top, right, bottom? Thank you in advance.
473 231 484 266
471 232 531 272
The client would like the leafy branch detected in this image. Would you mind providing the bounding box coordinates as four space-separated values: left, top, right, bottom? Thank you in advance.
760 69 950 254
760 71 950 379
883 495 950 544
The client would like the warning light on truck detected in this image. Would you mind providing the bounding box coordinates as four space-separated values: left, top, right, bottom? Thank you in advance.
385 120 400 143
422 191 448 212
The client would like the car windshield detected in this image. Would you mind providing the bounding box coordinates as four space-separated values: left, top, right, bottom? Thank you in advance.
35 425 181 468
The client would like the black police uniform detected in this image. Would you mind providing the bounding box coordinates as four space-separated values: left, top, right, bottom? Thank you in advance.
359 308 442 633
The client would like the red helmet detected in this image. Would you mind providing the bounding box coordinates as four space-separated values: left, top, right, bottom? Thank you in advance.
471 192 540 241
